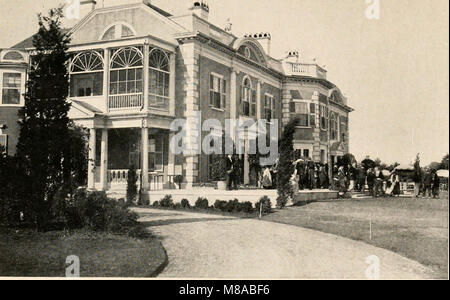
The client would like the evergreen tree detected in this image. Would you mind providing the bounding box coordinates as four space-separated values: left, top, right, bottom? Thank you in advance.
15 7 72 229
276 118 299 208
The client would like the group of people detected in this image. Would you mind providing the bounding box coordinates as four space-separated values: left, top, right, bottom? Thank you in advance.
332 164 401 198
413 169 441 198
292 161 330 190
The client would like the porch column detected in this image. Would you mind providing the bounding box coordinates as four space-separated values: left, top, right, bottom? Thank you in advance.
100 128 108 191
169 52 176 116
103 48 110 113
143 44 149 111
141 125 149 190
244 133 250 185
168 131 176 183
88 128 96 190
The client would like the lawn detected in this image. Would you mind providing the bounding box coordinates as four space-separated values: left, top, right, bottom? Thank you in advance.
262 196 449 279
0 228 167 278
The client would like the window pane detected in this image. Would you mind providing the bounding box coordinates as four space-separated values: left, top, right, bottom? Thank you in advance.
3 73 21 88
298 114 308 126
310 103 315 113
222 80 226 93
110 70 118 83
136 68 143 80
127 69 135 80
2 89 20 104
119 70 126 81
119 82 127 94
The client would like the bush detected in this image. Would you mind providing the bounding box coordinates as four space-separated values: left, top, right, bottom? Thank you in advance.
255 196 272 215
152 201 159 207
174 203 182 209
241 201 254 214
159 195 174 208
195 197 209 209
225 199 240 213
181 199 190 209
140 197 150 206
214 200 227 211
50 189 144 236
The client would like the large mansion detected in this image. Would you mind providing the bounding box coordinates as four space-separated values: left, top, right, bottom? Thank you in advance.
0 0 353 193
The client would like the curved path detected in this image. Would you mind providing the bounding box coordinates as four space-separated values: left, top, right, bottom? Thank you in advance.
136 208 434 279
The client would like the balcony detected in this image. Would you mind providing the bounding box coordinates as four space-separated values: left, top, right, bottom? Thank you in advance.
284 62 327 79
108 93 143 110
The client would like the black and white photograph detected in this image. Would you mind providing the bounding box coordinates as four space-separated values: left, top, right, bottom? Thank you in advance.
0 0 448 283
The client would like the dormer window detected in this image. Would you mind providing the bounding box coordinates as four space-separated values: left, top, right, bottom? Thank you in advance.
2 51 25 62
101 23 136 41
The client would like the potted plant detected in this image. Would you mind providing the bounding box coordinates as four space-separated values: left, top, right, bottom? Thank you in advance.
211 154 227 190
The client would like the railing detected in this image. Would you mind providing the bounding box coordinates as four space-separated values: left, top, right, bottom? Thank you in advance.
108 169 164 191
108 93 143 110
288 63 327 79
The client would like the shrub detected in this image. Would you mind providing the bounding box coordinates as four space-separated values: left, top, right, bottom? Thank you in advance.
159 195 174 208
58 189 143 236
225 199 240 213
140 197 150 206
127 165 138 203
214 200 227 211
152 201 159 207
241 201 254 214
195 197 209 209
255 196 272 215
181 199 190 209
174 203 182 209
210 154 227 181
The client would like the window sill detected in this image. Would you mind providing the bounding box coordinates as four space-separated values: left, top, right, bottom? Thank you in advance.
0 104 24 107
295 126 312 129
210 106 226 112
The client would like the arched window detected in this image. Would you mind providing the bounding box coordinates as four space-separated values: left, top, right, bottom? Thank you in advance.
110 47 143 95
330 112 338 140
3 51 24 61
240 77 255 117
101 23 136 41
148 48 170 110
69 51 104 97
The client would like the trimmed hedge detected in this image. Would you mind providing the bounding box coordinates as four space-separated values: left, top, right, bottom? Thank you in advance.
195 197 209 209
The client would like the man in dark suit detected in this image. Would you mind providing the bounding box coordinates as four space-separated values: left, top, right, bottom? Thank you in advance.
225 154 237 190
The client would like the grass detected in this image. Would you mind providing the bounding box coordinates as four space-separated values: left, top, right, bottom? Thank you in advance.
0 228 167 278
262 196 449 279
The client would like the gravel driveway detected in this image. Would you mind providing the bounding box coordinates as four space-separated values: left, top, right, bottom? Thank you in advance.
136 208 434 279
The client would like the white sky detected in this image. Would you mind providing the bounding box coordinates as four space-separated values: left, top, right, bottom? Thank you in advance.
0 0 448 166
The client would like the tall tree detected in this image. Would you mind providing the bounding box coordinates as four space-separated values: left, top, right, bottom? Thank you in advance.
15 7 72 229
276 118 299 208
440 154 449 170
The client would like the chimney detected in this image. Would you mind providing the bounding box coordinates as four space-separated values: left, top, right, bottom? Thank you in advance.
285 50 300 63
246 32 271 56
80 0 96 18
190 1 209 21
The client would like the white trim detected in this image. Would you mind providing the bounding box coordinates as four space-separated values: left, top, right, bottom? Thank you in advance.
210 72 224 79
69 3 185 40
98 21 137 41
